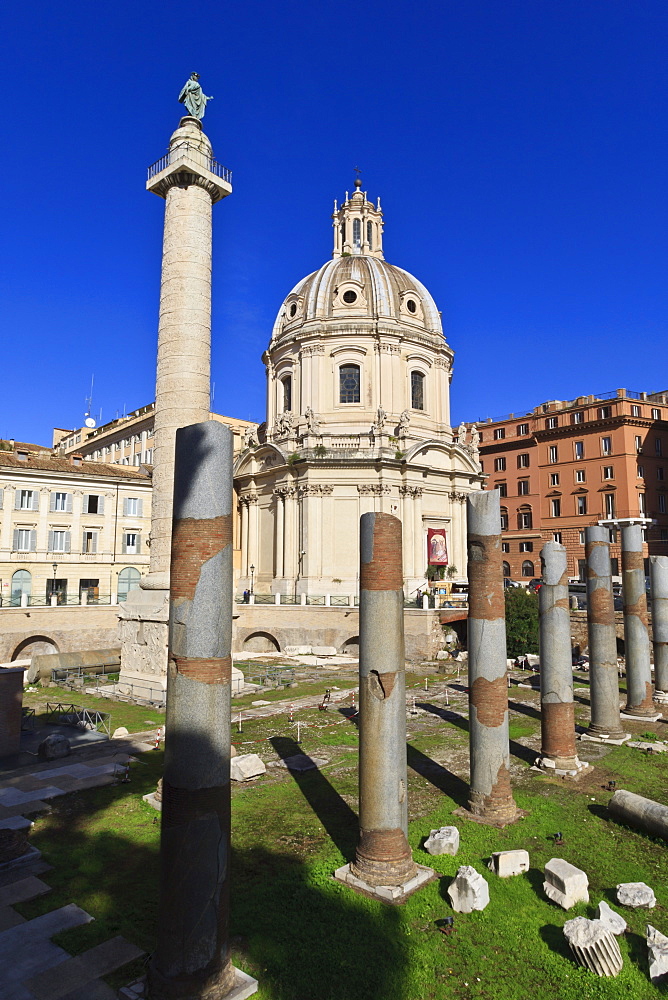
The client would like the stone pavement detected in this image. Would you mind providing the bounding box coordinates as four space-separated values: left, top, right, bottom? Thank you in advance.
0 735 155 826
0 866 143 1000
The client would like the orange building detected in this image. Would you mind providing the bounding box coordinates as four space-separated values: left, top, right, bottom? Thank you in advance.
471 388 668 582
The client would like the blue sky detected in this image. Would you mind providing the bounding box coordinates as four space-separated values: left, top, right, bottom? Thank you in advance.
2 1 667 445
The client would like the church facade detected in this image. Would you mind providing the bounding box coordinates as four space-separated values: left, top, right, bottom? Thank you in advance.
234 181 484 598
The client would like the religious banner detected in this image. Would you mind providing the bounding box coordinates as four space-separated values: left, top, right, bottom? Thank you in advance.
427 528 448 566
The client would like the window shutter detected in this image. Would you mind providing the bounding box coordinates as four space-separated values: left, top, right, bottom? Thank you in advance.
31 491 39 511
137 499 143 518
66 493 73 513
123 498 129 516
12 528 19 550
92 532 98 554
14 492 21 510
0 488 3 509
83 494 90 513
30 530 37 551
65 531 71 553
50 493 56 512
48 530 54 551
136 534 141 554
121 534 127 554
98 496 105 515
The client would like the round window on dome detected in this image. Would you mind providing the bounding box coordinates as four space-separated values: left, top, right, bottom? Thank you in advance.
342 290 357 304
406 299 417 314
289 303 297 318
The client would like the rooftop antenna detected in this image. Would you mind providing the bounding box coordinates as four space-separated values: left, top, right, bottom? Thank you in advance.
84 375 96 428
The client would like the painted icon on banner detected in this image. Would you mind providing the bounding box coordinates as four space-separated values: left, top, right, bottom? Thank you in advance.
427 528 448 566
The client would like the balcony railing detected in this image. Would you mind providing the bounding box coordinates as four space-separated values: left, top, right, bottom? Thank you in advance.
147 146 232 185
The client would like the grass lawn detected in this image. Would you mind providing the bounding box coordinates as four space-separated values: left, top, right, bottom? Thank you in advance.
15 680 668 1000
23 684 165 734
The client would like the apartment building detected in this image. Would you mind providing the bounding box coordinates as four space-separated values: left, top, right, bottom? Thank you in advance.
473 388 668 581
0 443 151 606
53 403 257 467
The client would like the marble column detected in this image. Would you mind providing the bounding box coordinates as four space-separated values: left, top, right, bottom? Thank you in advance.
620 524 655 716
650 556 668 703
465 489 519 825
538 542 584 772
274 489 285 580
585 526 627 739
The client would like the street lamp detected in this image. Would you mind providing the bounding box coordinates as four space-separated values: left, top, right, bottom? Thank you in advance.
250 564 255 596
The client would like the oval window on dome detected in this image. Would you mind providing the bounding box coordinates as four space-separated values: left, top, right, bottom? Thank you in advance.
406 299 417 314
289 303 297 318
342 290 357 304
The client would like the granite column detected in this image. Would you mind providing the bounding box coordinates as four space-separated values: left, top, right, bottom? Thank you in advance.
650 556 668 703
585 527 626 739
620 524 655 717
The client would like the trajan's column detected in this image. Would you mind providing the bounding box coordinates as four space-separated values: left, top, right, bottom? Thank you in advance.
119 75 232 698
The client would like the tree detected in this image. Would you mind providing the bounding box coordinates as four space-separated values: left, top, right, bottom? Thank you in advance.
505 587 539 658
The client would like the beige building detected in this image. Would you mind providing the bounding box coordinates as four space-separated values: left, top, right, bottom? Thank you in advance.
0 442 151 608
54 403 256 470
234 181 484 598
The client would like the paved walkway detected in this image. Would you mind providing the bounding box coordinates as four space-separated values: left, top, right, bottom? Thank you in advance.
0 865 143 1000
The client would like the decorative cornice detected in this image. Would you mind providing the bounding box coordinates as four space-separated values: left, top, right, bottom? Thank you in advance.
300 344 325 357
358 484 391 495
239 493 259 506
399 485 422 497
449 491 468 503
273 486 297 498
298 484 333 496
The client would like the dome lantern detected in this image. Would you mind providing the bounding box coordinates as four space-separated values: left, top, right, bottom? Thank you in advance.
332 178 384 260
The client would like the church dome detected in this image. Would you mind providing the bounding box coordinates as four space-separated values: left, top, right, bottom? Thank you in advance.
271 256 443 342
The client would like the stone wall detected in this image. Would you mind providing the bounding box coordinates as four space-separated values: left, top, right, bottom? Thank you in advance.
234 605 444 662
0 606 120 663
569 610 654 656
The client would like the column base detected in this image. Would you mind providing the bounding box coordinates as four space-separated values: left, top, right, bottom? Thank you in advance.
621 710 663 722
534 755 590 777
580 730 631 745
145 965 257 1000
653 689 668 705
333 862 436 904
453 805 528 829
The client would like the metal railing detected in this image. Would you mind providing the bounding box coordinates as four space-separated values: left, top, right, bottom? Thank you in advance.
147 147 232 185
45 703 111 736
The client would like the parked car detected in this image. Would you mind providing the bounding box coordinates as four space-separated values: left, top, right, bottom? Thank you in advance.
503 578 521 589
527 579 543 593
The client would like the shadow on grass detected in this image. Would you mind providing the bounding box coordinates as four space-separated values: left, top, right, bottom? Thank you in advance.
416 702 539 766
406 743 469 809
270 736 358 860
508 699 542 721
538 923 571 962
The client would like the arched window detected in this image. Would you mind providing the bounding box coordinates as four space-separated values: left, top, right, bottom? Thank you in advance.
281 375 292 412
366 221 373 249
502 561 511 577
518 506 533 530
411 371 425 410
340 364 361 403
118 567 141 603
11 570 31 607
353 218 361 248
500 507 509 531
522 560 535 578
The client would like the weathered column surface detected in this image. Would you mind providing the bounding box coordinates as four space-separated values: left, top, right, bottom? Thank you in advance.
620 524 655 716
351 512 416 887
650 556 668 703
538 542 584 772
465 490 519 825
585 527 626 739
149 422 256 1000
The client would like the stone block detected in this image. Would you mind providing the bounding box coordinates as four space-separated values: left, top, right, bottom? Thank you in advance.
230 744 237 757
447 865 490 912
230 754 266 782
111 727 129 739
424 826 459 856
647 924 668 985
488 849 530 877
563 917 623 977
595 900 627 935
283 645 311 656
37 734 70 761
311 646 337 656
543 858 589 909
616 882 656 909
